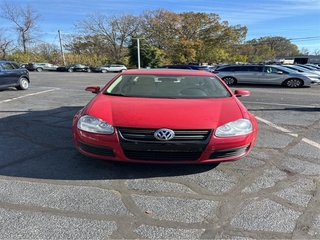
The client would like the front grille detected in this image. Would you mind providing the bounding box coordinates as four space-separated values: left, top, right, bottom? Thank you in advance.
117 127 211 161
209 145 250 159
123 150 201 161
78 141 115 157
118 127 211 142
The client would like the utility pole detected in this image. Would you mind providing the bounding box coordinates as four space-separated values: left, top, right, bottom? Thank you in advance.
58 30 66 65
132 38 141 69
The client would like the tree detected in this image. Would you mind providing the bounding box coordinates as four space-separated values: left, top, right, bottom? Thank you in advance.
0 27 14 59
248 36 299 57
74 13 141 62
313 49 320 55
0 1 42 53
140 9 180 50
33 43 60 64
176 12 248 63
128 37 163 68
299 47 310 55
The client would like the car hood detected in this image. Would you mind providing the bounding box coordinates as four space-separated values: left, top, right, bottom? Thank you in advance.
85 96 245 129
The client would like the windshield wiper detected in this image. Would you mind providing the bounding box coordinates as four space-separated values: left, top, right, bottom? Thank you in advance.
104 92 127 96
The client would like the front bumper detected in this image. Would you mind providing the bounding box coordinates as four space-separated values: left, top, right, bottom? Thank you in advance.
73 126 257 164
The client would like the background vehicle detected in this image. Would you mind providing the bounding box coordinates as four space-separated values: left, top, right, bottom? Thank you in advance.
0 60 30 90
56 64 91 72
158 64 198 70
25 63 58 72
280 65 320 83
159 64 214 72
295 64 320 74
91 64 127 73
213 64 313 87
305 64 320 69
196 65 214 72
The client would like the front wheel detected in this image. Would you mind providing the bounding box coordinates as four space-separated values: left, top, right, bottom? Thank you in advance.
222 76 237 85
16 77 29 90
68 68 73 72
36 68 43 72
87 69 91 73
284 79 303 88
101 69 107 73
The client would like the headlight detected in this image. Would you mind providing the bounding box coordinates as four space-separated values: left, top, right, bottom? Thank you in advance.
215 119 252 137
77 115 114 134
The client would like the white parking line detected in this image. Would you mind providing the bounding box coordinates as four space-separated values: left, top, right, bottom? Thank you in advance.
301 138 320 149
256 116 320 150
0 88 60 104
244 101 319 108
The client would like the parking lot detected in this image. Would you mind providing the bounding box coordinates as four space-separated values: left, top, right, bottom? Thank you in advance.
0 71 319 239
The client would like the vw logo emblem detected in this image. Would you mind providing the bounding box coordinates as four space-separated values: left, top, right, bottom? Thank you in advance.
154 128 175 141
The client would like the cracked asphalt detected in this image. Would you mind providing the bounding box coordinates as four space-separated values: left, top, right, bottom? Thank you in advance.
0 72 319 239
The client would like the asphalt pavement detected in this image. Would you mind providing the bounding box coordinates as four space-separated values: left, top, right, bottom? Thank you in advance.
0 72 319 239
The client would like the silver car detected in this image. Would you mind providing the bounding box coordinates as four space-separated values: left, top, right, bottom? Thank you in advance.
280 65 320 83
213 64 313 87
91 64 127 73
25 63 58 72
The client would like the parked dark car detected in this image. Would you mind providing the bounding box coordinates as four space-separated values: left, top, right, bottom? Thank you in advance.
196 66 215 72
0 60 30 90
56 64 92 72
158 64 199 70
25 62 58 72
158 64 213 72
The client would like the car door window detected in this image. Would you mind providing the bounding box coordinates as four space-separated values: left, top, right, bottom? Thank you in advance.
3 63 15 70
248 66 263 72
264 67 278 73
11 62 20 69
239 66 251 71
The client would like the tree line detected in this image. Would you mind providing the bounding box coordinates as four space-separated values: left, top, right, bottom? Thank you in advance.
0 1 318 67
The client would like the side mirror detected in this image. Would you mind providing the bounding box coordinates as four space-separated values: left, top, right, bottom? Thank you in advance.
85 86 100 94
234 89 250 97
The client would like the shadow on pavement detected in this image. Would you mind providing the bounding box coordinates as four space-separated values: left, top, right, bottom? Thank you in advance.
0 106 217 180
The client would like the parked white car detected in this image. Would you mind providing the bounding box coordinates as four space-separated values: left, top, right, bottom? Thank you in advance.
90 64 127 73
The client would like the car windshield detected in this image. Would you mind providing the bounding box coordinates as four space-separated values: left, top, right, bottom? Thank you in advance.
269 65 295 73
104 74 231 98
298 65 317 70
284 65 310 72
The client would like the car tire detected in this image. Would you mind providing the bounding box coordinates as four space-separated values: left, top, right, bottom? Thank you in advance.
68 68 73 72
284 79 303 88
36 68 43 72
222 77 237 85
87 69 92 73
16 77 29 90
101 69 107 73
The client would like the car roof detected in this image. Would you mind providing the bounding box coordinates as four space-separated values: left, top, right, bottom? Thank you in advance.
120 69 215 76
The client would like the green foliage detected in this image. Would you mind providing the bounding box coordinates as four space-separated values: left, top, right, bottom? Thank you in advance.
7 50 32 63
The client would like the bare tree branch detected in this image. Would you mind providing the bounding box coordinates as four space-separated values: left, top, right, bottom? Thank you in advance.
0 1 42 53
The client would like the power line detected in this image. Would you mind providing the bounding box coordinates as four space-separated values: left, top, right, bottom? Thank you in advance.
289 36 320 42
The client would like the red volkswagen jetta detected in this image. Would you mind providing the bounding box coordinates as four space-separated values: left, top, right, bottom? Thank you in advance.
72 69 258 164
